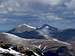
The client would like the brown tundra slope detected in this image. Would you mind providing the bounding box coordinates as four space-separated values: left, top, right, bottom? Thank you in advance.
0 32 75 56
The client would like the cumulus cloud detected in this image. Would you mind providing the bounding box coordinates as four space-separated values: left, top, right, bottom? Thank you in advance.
0 0 65 19
0 0 74 24
48 16 63 20
0 0 64 13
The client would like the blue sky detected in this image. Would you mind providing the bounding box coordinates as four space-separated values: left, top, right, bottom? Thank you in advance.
0 0 75 31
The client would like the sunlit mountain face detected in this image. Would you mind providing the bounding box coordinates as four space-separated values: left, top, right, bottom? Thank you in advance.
0 0 75 31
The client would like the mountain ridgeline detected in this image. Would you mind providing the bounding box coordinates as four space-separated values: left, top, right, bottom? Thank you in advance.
1 24 75 56
7 24 75 42
53 29 75 41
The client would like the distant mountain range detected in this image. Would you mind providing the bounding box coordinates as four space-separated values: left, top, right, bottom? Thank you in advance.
8 24 45 39
1 24 75 56
7 24 58 39
53 29 75 41
7 24 75 42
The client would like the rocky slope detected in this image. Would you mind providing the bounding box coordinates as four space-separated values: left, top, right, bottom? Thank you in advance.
0 32 74 56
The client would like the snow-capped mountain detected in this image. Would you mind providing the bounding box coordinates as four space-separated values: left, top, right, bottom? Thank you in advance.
8 24 36 33
8 24 75 42
8 24 58 39
36 24 75 42
37 24 75 42
7 24 46 39
36 24 58 38
37 24 58 31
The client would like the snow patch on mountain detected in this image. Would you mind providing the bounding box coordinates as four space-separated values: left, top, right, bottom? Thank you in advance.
18 24 36 29
1 32 21 40
0 47 24 56
10 24 36 33
52 38 71 46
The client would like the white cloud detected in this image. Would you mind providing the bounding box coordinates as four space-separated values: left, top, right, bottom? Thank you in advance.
30 0 62 6
0 18 8 23
65 0 75 9
0 0 71 13
0 0 64 13
46 15 63 20
0 0 68 23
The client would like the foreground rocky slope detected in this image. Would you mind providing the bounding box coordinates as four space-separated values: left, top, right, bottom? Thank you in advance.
0 32 74 56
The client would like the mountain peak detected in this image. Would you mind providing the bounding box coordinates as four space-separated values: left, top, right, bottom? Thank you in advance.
37 24 58 31
17 24 36 29
8 24 36 33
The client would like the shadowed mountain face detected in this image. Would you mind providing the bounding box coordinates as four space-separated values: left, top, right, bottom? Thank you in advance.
11 31 46 39
53 29 75 41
